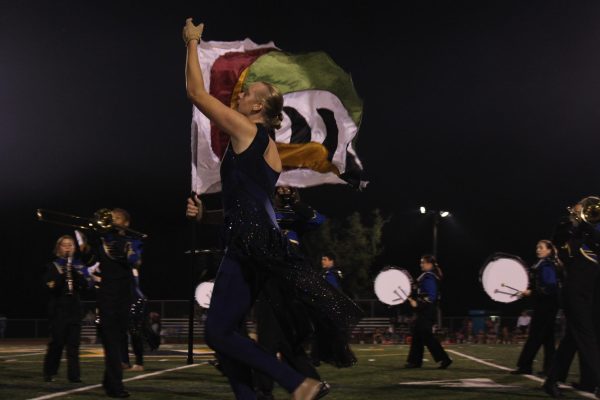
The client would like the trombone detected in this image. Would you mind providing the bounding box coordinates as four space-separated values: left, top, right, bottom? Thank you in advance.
36 208 148 239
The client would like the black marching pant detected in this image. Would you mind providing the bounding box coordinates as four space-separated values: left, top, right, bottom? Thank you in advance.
254 289 320 396
548 258 600 387
204 255 305 400
43 320 81 380
98 280 131 394
407 304 450 366
121 331 144 366
578 270 600 387
516 294 559 373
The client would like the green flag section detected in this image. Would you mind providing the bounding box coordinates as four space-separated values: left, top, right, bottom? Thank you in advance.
244 51 363 127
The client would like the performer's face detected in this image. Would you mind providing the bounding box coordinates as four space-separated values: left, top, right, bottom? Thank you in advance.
57 239 75 258
536 242 552 259
321 256 334 268
420 258 433 272
111 211 130 228
237 83 265 116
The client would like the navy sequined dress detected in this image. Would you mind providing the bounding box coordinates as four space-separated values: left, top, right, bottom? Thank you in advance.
220 124 361 367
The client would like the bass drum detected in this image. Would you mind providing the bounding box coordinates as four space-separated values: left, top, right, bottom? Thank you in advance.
194 280 215 309
373 266 413 305
480 253 529 303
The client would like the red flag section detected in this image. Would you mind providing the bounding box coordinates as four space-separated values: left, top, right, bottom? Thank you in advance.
208 48 276 157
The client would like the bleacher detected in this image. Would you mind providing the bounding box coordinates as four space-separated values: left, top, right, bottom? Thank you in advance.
155 317 396 344
350 317 391 335
80 317 401 345
81 324 98 344
162 318 207 341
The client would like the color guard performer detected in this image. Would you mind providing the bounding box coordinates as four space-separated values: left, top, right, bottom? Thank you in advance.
183 17 360 399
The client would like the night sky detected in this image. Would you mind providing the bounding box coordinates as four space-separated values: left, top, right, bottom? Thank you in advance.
2 1 599 318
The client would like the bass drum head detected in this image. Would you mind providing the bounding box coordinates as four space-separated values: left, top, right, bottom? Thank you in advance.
480 254 529 303
194 281 214 309
374 267 412 305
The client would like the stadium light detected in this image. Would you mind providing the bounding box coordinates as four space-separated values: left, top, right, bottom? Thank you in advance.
418 207 453 257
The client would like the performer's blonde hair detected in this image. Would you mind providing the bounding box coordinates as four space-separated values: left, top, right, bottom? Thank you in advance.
54 235 75 256
259 82 284 130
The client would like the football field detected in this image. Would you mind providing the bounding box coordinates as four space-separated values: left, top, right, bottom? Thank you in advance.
0 341 591 399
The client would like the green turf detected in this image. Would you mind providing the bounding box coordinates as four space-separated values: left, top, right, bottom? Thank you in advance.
0 342 586 399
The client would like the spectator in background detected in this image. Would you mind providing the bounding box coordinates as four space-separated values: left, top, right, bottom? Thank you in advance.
486 318 497 344
461 317 473 343
149 312 163 344
357 327 366 344
500 326 512 344
372 328 384 344
455 329 465 344
467 319 474 342
517 311 532 335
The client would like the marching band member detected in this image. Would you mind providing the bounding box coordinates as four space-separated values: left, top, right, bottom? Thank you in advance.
321 253 342 291
511 240 561 376
80 208 141 398
273 186 325 247
120 239 146 372
405 255 452 369
543 198 600 398
43 235 88 383
310 252 343 366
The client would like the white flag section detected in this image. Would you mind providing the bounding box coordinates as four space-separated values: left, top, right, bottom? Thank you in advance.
275 90 362 188
190 39 364 194
191 39 277 194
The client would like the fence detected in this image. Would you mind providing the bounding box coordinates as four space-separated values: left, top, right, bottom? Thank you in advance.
2 300 551 341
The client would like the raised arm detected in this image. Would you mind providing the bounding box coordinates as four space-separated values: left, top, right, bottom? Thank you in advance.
183 18 256 143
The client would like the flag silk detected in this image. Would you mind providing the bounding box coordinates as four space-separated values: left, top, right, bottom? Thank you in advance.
191 39 365 194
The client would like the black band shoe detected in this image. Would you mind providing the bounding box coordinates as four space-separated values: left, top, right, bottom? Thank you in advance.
510 368 532 375
541 380 562 398
106 390 130 398
571 382 595 393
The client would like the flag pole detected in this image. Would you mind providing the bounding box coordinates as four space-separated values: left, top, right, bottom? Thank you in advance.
187 192 198 365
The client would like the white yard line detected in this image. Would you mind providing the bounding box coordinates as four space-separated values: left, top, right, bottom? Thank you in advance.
447 349 597 400
26 363 203 400
0 351 46 358
358 352 407 358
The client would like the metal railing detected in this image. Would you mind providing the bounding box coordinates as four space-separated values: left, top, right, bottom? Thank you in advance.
1 299 546 339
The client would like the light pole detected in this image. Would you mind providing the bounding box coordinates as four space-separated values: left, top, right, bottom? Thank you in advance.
419 207 451 257
419 207 451 329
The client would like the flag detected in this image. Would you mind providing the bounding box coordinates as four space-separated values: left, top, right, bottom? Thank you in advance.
191 39 365 194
